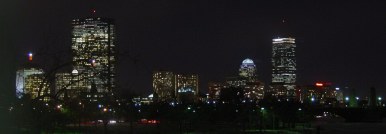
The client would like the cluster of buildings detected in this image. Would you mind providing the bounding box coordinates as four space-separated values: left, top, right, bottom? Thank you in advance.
15 17 380 108
152 71 199 104
16 18 116 101
208 58 265 102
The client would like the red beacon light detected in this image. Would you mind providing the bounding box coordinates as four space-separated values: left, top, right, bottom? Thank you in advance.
315 83 323 87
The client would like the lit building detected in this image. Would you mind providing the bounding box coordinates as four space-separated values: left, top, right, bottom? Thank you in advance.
175 74 199 103
208 82 224 100
271 37 296 98
224 58 265 100
72 18 116 94
16 67 45 99
55 70 86 99
152 71 175 102
239 58 257 81
299 82 340 106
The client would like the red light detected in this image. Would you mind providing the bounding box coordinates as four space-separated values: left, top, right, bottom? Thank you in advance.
92 9 96 13
28 52 33 61
316 83 323 87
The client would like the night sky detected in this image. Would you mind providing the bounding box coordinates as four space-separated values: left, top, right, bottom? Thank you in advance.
2 0 386 98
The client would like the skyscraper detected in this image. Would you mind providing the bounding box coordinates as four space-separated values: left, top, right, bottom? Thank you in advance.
153 71 175 102
271 37 296 98
239 58 257 81
71 18 116 94
175 74 199 103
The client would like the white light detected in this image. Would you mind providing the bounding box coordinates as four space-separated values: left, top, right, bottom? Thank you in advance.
378 97 382 101
109 120 117 124
335 87 340 90
345 97 349 101
261 107 265 110
356 97 359 100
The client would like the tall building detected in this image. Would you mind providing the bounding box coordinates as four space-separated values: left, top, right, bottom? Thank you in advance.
153 71 175 102
16 67 45 98
239 58 257 81
71 18 116 94
271 37 296 98
175 74 199 103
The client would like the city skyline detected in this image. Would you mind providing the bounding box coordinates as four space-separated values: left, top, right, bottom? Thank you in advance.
2 0 386 98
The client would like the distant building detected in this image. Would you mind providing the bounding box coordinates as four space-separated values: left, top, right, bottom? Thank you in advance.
208 82 225 100
299 82 340 106
271 37 296 99
239 58 257 81
218 58 265 101
71 18 116 94
175 74 199 103
16 67 47 99
153 71 175 102
55 70 87 99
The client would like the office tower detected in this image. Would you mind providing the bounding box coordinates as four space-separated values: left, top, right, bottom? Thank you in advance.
175 74 199 103
239 58 257 81
226 59 264 100
71 18 116 93
55 70 85 99
153 71 175 102
16 67 45 98
24 73 50 101
271 37 296 98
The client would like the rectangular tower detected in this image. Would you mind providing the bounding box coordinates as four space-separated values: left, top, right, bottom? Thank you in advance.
271 37 296 99
71 18 116 93
152 71 175 102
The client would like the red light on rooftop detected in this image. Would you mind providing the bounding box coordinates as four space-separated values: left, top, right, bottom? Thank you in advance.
315 83 323 87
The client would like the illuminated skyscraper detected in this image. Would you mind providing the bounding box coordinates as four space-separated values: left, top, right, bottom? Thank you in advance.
153 71 175 102
71 18 116 93
271 37 296 98
175 74 199 103
225 59 265 100
239 58 257 81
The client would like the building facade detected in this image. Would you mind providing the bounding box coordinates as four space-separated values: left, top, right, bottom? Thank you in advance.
16 67 46 99
152 71 175 102
271 37 296 99
71 18 116 94
175 74 199 103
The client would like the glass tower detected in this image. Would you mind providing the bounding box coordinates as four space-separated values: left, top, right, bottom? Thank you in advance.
272 37 296 98
71 18 115 93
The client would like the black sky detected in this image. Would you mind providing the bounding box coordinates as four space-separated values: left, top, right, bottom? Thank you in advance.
2 0 386 98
